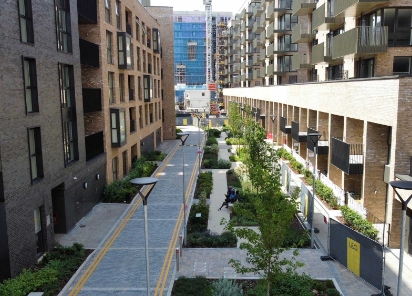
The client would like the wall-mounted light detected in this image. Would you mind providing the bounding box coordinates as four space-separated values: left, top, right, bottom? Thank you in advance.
73 177 77 180
84 182 88 189
96 174 100 180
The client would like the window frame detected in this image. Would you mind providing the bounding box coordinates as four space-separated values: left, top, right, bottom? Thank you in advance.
118 32 133 69
110 108 127 148
106 31 113 64
27 126 44 182
22 56 39 113
18 0 34 44
108 72 115 103
55 0 72 53
143 74 152 102
112 156 118 181
105 0 111 23
153 28 160 53
393 56 412 75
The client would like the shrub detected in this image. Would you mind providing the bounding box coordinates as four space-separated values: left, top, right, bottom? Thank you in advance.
187 230 237 248
212 278 243 296
341 206 379 240
187 202 209 233
209 128 222 138
204 144 219 155
202 159 218 169
194 172 213 198
206 136 218 146
229 155 240 162
144 150 167 161
217 159 232 169
172 276 213 296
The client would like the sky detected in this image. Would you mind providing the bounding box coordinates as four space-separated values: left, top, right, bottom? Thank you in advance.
150 0 248 14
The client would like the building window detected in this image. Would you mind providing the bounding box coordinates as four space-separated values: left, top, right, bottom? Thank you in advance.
128 75 134 101
139 106 143 128
58 64 74 108
105 0 111 23
18 0 34 44
153 29 160 53
357 58 375 78
119 74 124 102
115 0 121 30
136 17 140 41
118 32 133 69
381 8 412 46
28 127 43 181
110 108 127 147
143 75 152 102
108 72 115 103
34 207 44 255
112 157 118 181
138 76 142 100
393 56 411 75
23 57 39 113
55 0 72 53
107 31 113 63
63 121 77 163
122 150 128 177
136 47 141 71
176 64 186 83
188 41 197 60
129 107 136 133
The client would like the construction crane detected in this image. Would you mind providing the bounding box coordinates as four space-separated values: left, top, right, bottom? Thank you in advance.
203 0 213 92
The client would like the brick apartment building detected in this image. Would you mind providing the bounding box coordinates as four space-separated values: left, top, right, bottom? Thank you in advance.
0 0 174 281
222 0 412 253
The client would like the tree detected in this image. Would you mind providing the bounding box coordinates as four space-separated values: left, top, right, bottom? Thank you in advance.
222 113 302 296
228 102 244 139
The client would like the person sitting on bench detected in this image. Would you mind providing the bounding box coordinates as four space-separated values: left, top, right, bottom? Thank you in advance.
218 187 236 210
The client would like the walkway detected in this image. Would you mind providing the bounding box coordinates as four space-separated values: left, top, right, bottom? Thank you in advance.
59 126 202 296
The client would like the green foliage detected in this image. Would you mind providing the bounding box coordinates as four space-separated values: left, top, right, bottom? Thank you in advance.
341 206 379 240
206 136 218 146
187 230 237 248
187 202 210 233
0 243 86 296
269 272 318 296
176 128 183 139
229 155 240 162
204 144 219 155
172 276 213 296
226 138 246 145
209 128 222 138
103 157 158 203
202 158 218 169
194 172 213 198
315 180 339 210
212 278 243 296
144 150 167 161
226 169 242 189
217 159 232 169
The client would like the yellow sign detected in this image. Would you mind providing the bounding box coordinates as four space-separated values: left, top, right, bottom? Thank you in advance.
209 120 212 127
305 194 308 217
183 118 187 126
347 238 360 276
224 119 229 126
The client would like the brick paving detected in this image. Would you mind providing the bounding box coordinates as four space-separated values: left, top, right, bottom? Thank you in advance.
58 127 412 296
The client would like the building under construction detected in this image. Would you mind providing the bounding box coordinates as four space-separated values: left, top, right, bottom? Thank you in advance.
173 10 232 104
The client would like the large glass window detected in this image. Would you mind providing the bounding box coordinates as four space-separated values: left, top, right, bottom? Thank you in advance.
55 0 72 53
153 29 160 53
116 0 121 30
23 57 39 113
108 72 115 103
357 58 375 78
143 75 152 102
393 56 411 74
18 0 34 44
28 127 43 181
63 121 76 163
112 157 118 181
107 31 113 63
110 108 127 147
119 74 124 102
118 33 133 69
59 64 73 108
105 0 111 23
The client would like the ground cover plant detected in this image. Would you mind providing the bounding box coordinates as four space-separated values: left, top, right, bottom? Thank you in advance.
103 157 158 203
0 243 90 296
144 150 167 161
193 171 213 199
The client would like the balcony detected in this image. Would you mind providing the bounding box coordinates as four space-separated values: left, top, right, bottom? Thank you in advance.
260 66 266 77
253 69 260 79
253 54 261 64
241 22 246 32
291 24 315 43
291 121 307 142
77 0 97 24
253 21 265 33
233 19 240 28
280 117 291 134
292 53 313 70
292 0 317 16
266 22 274 40
274 42 297 54
234 54 241 62
311 43 332 64
333 0 388 18
246 21 254 29
266 64 274 76
241 74 246 81
246 59 254 67
241 61 246 70
273 64 286 75
267 0 292 19
246 47 254 54
246 72 253 80
241 48 246 56
253 4 265 16
332 26 388 59
259 48 266 61
307 128 329 154
85 131 104 161
267 43 274 56
240 8 246 20
82 88 102 113
331 138 364 174
312 4 344 31
253 36 264 48
79 39 99 68
246 32 254 41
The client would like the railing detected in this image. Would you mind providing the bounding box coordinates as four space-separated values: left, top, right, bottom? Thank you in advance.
85 131 104 161
82 88 102 113
77 0 97 24
319 174 345 205
79 39 99 68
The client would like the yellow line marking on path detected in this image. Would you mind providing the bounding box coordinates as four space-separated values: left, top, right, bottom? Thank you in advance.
154 149 202 295
69 144 179 296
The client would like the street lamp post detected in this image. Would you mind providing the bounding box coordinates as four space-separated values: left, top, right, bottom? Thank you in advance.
177 132 190 246
130 177 159 296
389 180 412 296
269 114 277 143
308 133 322 249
